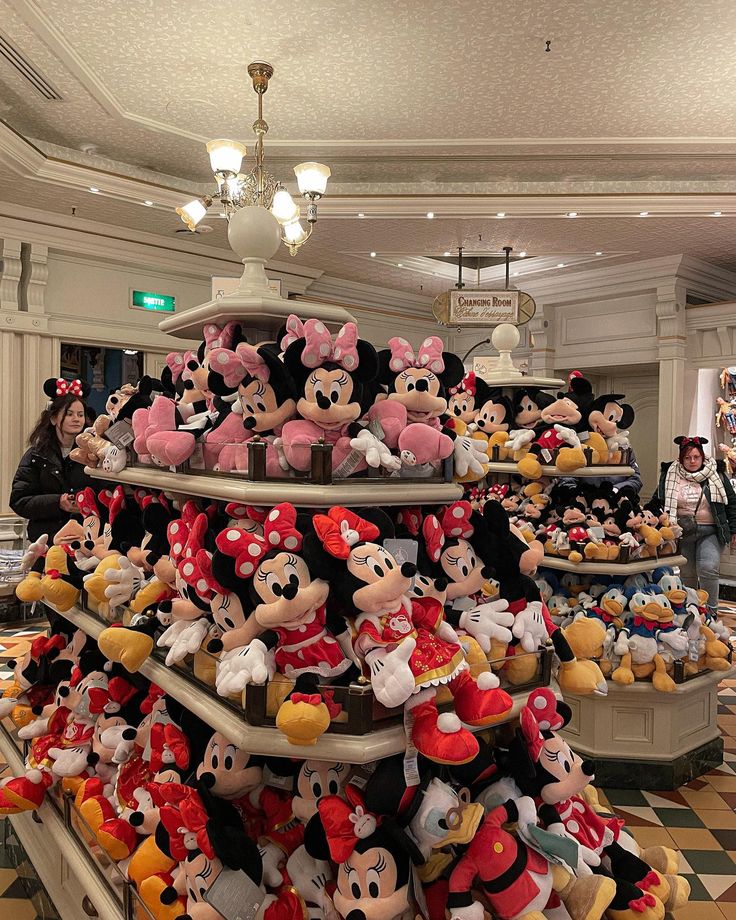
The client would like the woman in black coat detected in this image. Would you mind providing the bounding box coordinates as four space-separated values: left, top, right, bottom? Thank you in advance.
10 378 93 544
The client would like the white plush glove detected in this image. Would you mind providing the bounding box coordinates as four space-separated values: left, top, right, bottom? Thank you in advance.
101 444 128 473
449 901 485 920
215 640 275 696
435 619 461 644
514 795 541 831
547 822 601 875
618 532 639 549
453 436 489 477
506 428 536 451
459 600 514 651
49 745 89 778
258 840 285 888
608 431 630 450
658 628 689 654
271 436 291 472
349 429 401 471
614 631 631 656
511 601 549 653
365 638 417 708
603 625 618 662
104 556 144 607
553 424 581 447
22 534 48 572
157 618 209 666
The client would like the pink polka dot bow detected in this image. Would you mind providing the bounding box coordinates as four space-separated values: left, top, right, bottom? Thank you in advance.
388 336 446 374
281 314 360 371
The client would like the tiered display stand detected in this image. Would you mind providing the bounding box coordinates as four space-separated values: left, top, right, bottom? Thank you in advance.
474 347 724 789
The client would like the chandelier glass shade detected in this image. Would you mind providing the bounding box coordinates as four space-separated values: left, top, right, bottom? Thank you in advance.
176 62 330 255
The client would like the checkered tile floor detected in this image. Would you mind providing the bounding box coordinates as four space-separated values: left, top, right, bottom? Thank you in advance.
2 615 736 920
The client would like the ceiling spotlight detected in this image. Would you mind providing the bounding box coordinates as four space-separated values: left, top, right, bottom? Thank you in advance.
443 251 451 256
370 251 376 257
595 251 603 256
426 211 434 219
123 349 139 356
358 212 365 218
143 200 154 206
512 271 520 276
566 211 578 218
557 262 565 268
397 263 403 267
496 212 506 218
519 251 527 257
89 187 100 194
712 211 723 217
639 211 649 217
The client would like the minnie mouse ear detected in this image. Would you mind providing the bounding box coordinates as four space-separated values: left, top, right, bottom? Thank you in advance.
42 378 59 398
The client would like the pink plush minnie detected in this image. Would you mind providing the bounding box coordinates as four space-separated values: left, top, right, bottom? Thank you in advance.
280 315 405 477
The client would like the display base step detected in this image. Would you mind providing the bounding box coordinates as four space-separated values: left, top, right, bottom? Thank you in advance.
592 736 724 791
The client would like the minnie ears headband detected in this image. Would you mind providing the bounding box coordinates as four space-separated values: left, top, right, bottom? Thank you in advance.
43 377 86 399
281 314 360 371
675 436 709 447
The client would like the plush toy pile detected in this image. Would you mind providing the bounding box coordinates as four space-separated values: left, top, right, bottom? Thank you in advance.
63 320 634 485
536 566 732 691
17 490 613 756
467 481 683 565
0 626 691 920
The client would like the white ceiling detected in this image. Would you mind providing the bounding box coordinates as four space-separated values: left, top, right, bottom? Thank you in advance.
2 0 736 294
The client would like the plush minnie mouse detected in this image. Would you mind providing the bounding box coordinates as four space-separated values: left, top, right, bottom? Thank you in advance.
303 506 513 764
377 336 488 479
444 371 493 430
509 688 689 918
204 503 357 743
280 315 405 476
305 783 419 920
205 341 297 473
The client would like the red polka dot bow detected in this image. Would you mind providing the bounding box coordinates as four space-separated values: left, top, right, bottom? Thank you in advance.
422 501 474 563
216 502 303 578
149 722 190 773
55 378 83 397
450 371 477 397
318 785 379 863
520 687 565 762
160 785 214 860
312 507 380 560
387 335 445 374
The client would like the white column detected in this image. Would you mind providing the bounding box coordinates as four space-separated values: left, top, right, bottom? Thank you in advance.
656 281 688 462
528 302 556 377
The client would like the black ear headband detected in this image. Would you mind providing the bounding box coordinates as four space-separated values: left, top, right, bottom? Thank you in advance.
674 436 709 447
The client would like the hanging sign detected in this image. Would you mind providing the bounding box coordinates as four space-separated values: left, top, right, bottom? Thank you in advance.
433 288 535 326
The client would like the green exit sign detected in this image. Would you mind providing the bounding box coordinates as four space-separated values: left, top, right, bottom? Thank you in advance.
131 290 176 313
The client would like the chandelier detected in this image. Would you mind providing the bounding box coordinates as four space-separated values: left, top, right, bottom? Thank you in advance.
176 61 331 256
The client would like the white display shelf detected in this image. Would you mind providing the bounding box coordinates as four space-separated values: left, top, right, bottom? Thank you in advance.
56 603 546 764
85 466 463 507
539 554 686 575
476 375 565 389
484 461 635 478
158 291 355 340
0 724 124 920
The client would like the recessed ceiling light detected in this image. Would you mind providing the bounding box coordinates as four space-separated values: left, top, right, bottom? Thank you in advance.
397 263 403 267
89 187 100 193
370 251 376 257
496 212 506 218
358 212 365 218
443 251 451 256
123 349 138 356
557 262 565 268
712 211 723 217
512 271 520 276
639 211 649 217
595 251 603 256
566 211 578 218
426 211 434 219
519 251 527 257
143 200 154 206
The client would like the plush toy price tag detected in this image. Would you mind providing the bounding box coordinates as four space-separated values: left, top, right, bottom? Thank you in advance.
383 539 418 567
105 419 134 448
403 707 420 787
688 639 700 662
262 765 294 791
334 449 364 479
204 867 265 920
